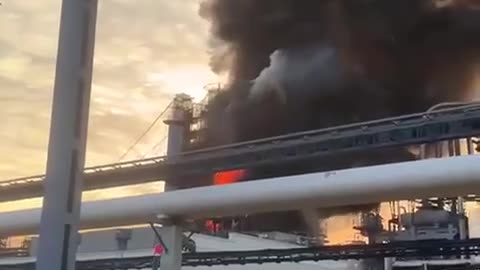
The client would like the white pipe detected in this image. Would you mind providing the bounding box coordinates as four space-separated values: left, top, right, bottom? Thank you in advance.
1 155 479 237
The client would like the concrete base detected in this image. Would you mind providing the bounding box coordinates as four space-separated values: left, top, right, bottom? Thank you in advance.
160 225 183 270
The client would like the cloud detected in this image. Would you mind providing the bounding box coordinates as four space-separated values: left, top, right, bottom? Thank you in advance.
0 0 217 209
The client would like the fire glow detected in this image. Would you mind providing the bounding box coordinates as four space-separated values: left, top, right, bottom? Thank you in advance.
213 169 246 185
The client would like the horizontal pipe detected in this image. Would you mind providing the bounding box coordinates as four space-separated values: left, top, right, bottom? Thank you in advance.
0 155 479 236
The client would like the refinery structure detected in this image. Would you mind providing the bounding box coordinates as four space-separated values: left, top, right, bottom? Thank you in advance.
1 1 480 270
0 90 480 270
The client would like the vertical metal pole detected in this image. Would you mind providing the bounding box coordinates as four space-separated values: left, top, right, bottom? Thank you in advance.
384 257 394 270
160 225 183 270
458 197 467 240
454 139 462 156
165 119 185 156
301 209 323 245
467 138 475 155
163 95 188 191
36 0 97 269
160 97 188 269
164 96 187 156
451 139 468 240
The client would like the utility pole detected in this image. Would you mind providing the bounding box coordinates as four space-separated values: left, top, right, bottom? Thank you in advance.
35 0 98 269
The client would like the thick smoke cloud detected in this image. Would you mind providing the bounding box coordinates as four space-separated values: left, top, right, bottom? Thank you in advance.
197 0 480 233
200 0 480 144
249 43 344 103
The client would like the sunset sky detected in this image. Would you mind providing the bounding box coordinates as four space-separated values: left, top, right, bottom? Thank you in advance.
0 0 221 210
0 0 217 178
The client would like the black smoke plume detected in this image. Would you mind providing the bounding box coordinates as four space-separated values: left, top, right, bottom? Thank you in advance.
196 0 480 234
199 0 479 144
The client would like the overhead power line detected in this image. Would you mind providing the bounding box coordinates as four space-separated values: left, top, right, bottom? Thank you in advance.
118 101 173 162
142 136 168 159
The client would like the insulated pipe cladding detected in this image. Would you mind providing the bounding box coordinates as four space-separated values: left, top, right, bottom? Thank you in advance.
1 155 480 236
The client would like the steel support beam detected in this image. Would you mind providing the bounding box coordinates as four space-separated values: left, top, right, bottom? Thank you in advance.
163 95 188 191
159 225 183 270
35 0 98 269
164 96 187 157
1 106 480 202
384 257 394 270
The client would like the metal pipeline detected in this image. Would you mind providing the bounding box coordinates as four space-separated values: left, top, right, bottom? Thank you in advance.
0 155 479 236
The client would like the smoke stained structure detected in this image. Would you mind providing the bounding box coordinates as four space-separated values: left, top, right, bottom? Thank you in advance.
196 0 480 234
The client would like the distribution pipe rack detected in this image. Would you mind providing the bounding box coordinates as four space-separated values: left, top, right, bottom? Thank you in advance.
0 106 479 202
1 155 480 236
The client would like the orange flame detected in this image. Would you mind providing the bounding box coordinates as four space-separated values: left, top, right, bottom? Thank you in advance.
213 169 246 185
